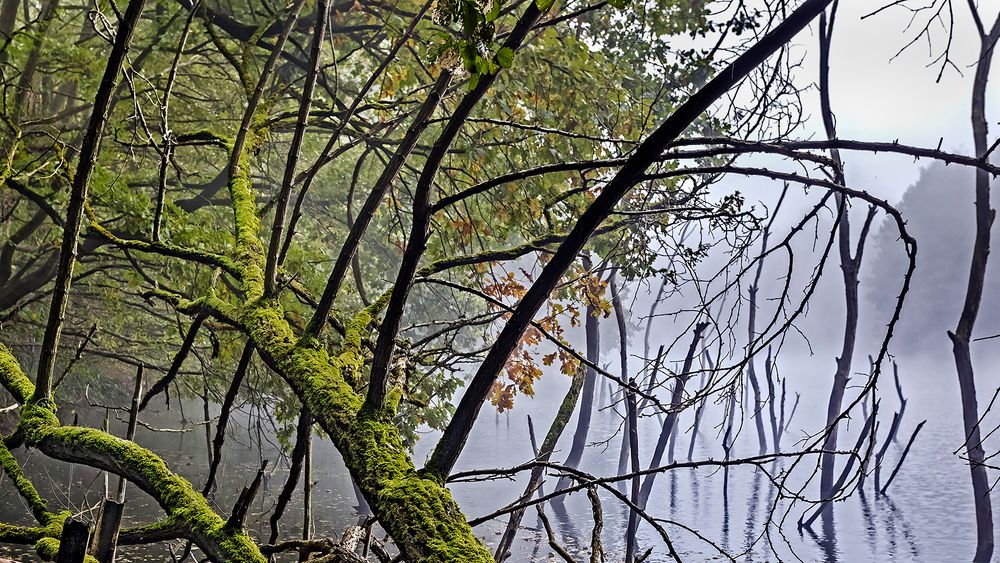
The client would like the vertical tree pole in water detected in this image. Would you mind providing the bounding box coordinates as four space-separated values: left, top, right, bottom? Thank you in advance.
612 275 635 488
949 6 1000 561
554 256 601 496
815 4 877 518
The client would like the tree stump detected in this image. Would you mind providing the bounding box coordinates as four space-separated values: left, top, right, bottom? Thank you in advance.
56 518 90 563
90 497 124 562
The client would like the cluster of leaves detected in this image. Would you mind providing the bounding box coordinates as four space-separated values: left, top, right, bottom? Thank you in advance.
433 0 514 88
484 269 601 411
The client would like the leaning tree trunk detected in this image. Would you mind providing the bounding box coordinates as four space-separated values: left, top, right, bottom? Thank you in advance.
949 8 1000 562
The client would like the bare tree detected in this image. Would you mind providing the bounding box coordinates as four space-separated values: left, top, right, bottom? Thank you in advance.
947 5 1000 561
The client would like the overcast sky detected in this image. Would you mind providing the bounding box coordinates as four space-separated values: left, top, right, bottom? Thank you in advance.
803 1 1000 202
658 2 1000 366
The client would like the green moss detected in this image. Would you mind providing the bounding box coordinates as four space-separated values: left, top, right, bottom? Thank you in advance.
18 512 99 563
18 400 59 442
42 512 70 537
344 310 370 349
143 290 240 326
291 341 364 429
175 129 231 146
0 438 49 523
34 536 99 563
33 425 265 562
384 386 403 414
227 135 267 300
0 345 265 562
342 413 493 562
33 537 60 559
0 522 46 544
241 297 492 560
0 344 34 404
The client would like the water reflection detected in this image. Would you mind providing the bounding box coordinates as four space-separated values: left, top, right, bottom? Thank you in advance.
742 466 762 559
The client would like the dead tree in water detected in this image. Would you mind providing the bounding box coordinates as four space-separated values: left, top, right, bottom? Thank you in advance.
612 275 634 490
947 5 1000 560
745 186 787 456
815 6 878 520
879 420 927 495
873 362 907 491
637 322 709 507
686 349 713 461
554 257 602 498
765 348 781 452
623 379 641 563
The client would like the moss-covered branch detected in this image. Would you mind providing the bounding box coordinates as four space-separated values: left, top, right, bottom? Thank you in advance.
242 300 492 561
0 522 47 544
217 63 491 558
0 344 265 562
228 137 267 300
142 288 242 327
0 510 100 563
84 202 243 279
0 513 98 563
0 438 49 523
0 346 32 404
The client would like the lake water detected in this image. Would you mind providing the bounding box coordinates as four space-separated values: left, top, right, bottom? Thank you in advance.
0 352 995 562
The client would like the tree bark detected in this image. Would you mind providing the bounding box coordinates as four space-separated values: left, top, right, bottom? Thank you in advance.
949 8 1000 561
34 0 148 402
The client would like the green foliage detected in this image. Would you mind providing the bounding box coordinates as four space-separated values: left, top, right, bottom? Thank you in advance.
0 0 750 557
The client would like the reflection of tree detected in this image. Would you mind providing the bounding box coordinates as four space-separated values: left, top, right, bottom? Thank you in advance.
866 162 1000 356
